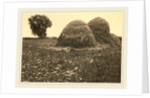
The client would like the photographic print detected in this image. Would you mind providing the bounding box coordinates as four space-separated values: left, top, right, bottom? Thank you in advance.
16 8 127 88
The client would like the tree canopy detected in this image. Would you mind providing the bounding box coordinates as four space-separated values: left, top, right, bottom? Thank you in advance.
28 15 52 38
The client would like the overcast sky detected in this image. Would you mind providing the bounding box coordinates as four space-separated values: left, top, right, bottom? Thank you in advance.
22 12 123 38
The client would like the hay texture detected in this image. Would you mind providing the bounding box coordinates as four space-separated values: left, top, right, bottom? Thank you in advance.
57 20 97 48
88 17 121 47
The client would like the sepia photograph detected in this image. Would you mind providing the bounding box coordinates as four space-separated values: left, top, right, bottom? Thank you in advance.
16 8 127 88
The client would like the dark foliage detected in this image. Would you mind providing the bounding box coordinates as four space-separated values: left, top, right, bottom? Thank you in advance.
28 15 52 38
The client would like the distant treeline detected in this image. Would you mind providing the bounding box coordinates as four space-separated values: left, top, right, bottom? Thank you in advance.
23 37 58 40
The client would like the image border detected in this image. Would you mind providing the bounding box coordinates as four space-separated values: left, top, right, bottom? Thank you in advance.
16 7 128 89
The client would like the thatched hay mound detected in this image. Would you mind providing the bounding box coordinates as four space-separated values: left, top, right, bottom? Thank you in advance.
88 17 121 47
57 20 97 48
110 34 121 47
88 17 110 35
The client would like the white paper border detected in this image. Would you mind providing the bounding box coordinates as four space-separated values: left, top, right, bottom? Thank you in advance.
1 0 144 95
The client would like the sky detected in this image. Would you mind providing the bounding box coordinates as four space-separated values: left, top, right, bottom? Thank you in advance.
22 12 123 38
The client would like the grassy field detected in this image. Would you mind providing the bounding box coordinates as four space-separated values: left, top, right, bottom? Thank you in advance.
21 38 121 82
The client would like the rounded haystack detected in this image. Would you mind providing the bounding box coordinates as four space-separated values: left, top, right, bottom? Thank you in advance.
88 17 121 47
57 20 97 48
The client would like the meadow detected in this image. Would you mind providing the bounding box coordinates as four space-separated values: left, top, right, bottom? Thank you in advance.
21 38 121 82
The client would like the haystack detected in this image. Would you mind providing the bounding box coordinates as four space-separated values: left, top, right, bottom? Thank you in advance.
57 20 97 48
88 17 121 47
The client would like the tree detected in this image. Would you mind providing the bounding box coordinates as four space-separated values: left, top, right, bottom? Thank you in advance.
28 15 52 38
